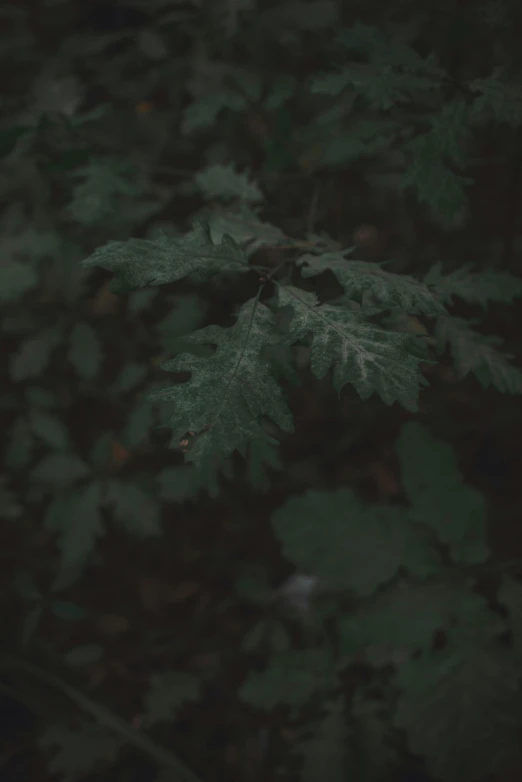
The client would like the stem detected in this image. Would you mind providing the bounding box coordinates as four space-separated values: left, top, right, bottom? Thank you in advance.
0 656 204 782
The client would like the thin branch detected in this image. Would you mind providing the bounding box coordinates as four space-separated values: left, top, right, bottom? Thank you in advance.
0 656 204 782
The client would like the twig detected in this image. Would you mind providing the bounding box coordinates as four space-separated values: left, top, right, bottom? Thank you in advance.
0 656 204 782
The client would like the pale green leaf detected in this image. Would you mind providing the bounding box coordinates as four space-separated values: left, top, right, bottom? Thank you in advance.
273 286 428 411
83 221 248 293
297 253 445 316
151 297 294 478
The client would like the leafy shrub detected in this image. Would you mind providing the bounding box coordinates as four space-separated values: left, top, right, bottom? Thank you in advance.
2 2 522 781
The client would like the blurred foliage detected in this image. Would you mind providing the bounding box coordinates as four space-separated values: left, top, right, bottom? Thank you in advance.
2 1 522 782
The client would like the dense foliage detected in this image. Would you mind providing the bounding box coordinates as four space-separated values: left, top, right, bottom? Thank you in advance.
2 1 522 781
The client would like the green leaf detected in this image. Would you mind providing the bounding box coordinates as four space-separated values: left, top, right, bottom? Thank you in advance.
295 698 347 782
194 163 263 203
144 671 200 723
394 635 522 781
156 465 203 503
110 362 148 394
314 63 439 111
242 436 283 491
52 600 88 620
435 316 522 394
470 69 522 126
10 326 62 381
498 576 522 655
32 452 90 488
68 322 102 380
151 296 294 479
156 294 207 348
67 155 142 225
121 400 155 448
82 221 248 294
0 125 28 157
272 285 428 412
297 253 445 316
263 73 298 110
235 575 273 605
348 690 400 782
29 411 71 450
128 288 158 313
207 206 285 257
303 115 400 168
272 487 434 596
64 644 104 666
397 422 489 564
425 263 522 308
108 481 162 536
5 417 34 469
0 260 38 302
25 387 58 409
40 723 121 781
336 22 444 74
239 649 335 709
339 580 477 664
89 433 113 470
401 102 473 226
182 88 247 134
45 481 104 574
